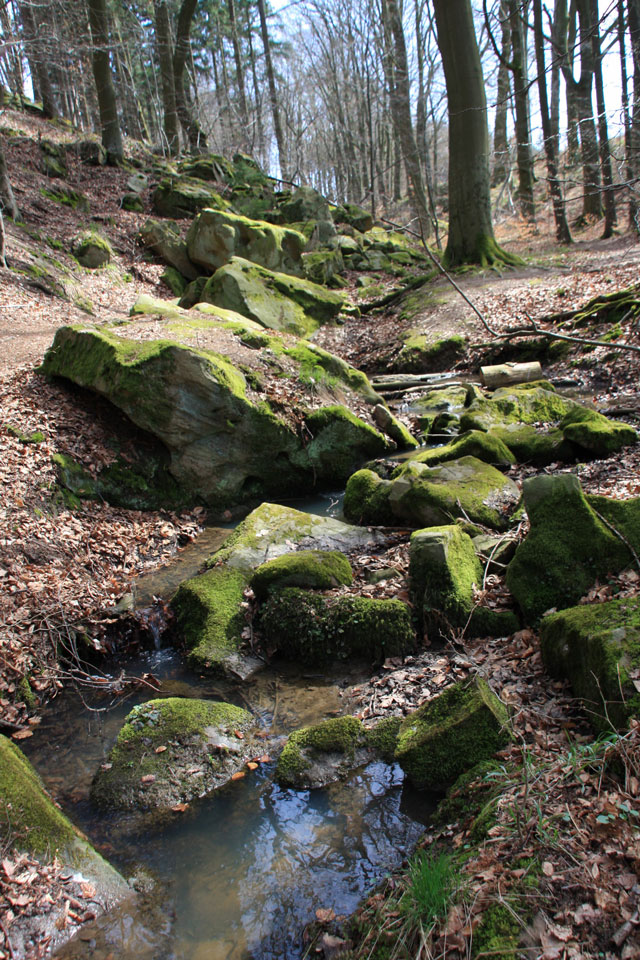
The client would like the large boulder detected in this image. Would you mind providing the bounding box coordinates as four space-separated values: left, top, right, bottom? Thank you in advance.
199 256 346 337
39 326 387 509
506 474 640 622
1 735 129 955
73 231 113 269
186 209 306 276
250 549 353 600
172 503 388 674
540 598 640 731
344 456 520 531
152 177 230 219
394 677 512 790
91 698 256 810
333 202 373 233
139 219 199 281
407 430 515 469
409 525 519 641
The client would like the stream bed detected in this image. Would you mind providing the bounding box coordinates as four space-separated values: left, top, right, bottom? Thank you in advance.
23 501 435 960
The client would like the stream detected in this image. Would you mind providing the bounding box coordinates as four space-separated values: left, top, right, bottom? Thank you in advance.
22 491 435 960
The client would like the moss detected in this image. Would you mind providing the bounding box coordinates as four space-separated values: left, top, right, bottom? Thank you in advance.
152 176 230 218
40 185 89 211
410 430 515 469
186 208 306 276
367 716 403 762
285 341 379 403
443 234 522 270
6 424 45 444
0 734 77 855
51 452 98 498
250 549 352 599
343 469 395 526
276 716 364 787
506 474 637 623
172 567 249 673
539 597 640 731
161 265 187 297
90 698 252 810
17 676 37 710
395 677 512 790
489 423 574 466
432 760 502 835
260 588 415 664
471 903 522 958
410 525 483 638
294 405 390 482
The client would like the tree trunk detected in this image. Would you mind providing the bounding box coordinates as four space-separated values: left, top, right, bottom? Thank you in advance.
433 0 519 266
0 136 18 222
257 0 288 179
492 0 511 186
173 0 207 152
153 0 180 154
18 1 58 118
86 0 123 163
532 0 572 243
508 0 535 220
228 0 249 134
590 0 616 236
382 0 431 238
574 0 602 220
628 0 640 229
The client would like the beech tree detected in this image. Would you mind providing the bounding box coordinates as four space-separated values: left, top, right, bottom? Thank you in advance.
87 0 123 163
432 0 519 266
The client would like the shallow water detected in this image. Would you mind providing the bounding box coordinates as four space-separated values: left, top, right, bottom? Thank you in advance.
25 647 433 960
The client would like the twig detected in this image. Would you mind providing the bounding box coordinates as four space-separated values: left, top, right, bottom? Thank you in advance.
591 507 640 572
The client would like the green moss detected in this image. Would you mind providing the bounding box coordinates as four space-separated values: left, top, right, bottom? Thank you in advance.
251 549 352 599
0 735 77 855
443 234 522 270
343 469 395 526
73 230 113 268
367 716 403 762
40 185 89 211
276 716 364 787
540 597 640 730
152 176 230 218
17 676 37 710
161 265 188 297
410 430 515 469
285 341 379 403
293 405 390 481
172 567 249 673
260 588 415 664
395 677 512 790
410 525 482 638
471 903 522 958
7 424 45 444
433 760 502 836
488 423 574 466
506 474 637 623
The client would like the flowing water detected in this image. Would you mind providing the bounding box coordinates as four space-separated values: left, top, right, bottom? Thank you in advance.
23 497 435 960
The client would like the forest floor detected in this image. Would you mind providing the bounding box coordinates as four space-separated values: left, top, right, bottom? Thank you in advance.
1 106 640 959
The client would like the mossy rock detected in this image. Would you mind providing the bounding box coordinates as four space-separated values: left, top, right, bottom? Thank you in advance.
200 256 345 337
394 677 512 790
343 469 396 526
259 588 415 664
409 430 515 469
409 525 517 640
0 734 127 900
75 139 107 166
302 248 345 286
413 386 472 434
187 209 306 277
212 501 387 574
39 138 67 178
232 152 272 190
250 549 353 600
290 405 391 482
488 423 574 466
121 192 144 212
152 176 230 219
41 183 89 212
279 186 331 224
73 231 113 268
333 203 373 233
90 698 255 810
161 265 188 297
172 567 248 674
389 456 521 531
540 597 640 731
395 333 467 373
506 474 640 623
179 154 235 183
139 218 199 281
275 716 369 788
372 403 419 450
39 326 381 509
461 383 637 460
366 716 404 762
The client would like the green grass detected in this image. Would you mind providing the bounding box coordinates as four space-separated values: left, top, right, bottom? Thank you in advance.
401 850 457 928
